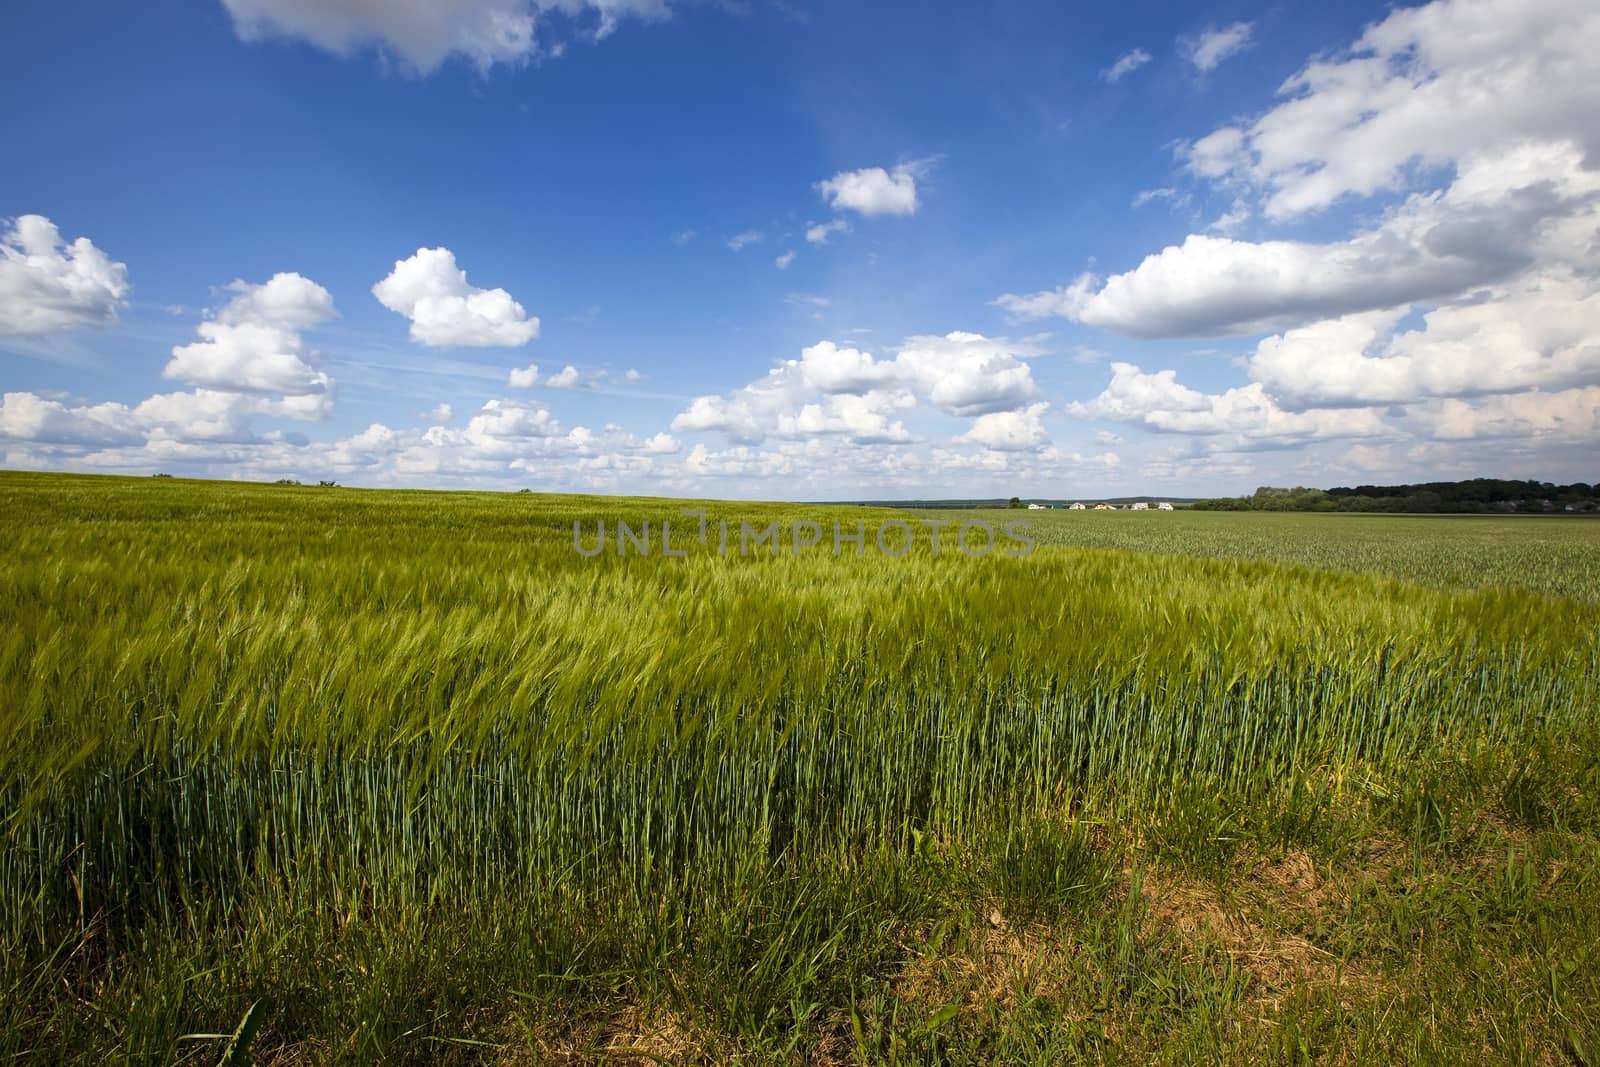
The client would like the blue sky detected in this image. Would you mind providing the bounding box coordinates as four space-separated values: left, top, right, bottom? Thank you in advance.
2 0 1596 498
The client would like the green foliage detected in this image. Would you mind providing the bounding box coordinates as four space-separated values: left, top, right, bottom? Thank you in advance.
985 813 1111 923
1192 478 1600 514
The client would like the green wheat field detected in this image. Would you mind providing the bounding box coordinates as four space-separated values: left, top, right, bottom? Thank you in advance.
2 470 1598 1064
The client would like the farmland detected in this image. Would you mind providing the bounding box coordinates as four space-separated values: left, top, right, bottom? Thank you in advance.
991 507 1600 606
2 470 1598 1064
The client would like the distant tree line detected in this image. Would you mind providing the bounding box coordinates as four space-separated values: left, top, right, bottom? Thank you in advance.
1192 480 1600 514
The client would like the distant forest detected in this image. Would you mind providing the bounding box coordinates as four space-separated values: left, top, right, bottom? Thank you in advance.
1193 479 1600 514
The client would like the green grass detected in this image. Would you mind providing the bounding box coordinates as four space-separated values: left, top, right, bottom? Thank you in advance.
970 506 1600 605
1 470 1597 1063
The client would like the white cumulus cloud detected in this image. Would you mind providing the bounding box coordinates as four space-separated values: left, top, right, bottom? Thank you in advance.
997 139 1600 338
1 386 335 452
671 342 914 445
893 331 1041 416
135 388 331 439
0 215 130 336
1185 0 1600 220
165 273 336 398
0 392 141 447
671 332 1044 447
816 162 927 217
1248 271 1600 408
217 270 336 329
1069 362 1387 445
373 247 540 347
959 403 1052 451
1413 387 1600 443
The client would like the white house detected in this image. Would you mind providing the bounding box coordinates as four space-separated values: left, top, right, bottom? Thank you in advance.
1027 502 1046 510
1130 501 1149 511
1157 502 1174 511
1068 502 1086 510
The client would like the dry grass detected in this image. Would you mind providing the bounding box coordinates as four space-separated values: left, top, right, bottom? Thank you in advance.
1140 853 1376 1001
494 1003 723 1066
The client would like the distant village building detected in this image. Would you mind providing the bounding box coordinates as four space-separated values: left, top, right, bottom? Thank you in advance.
1157 502 1174 511
1069 502 1086 510
1130 501 1150 511
1093 503 1115 511
1027 502 1046 510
